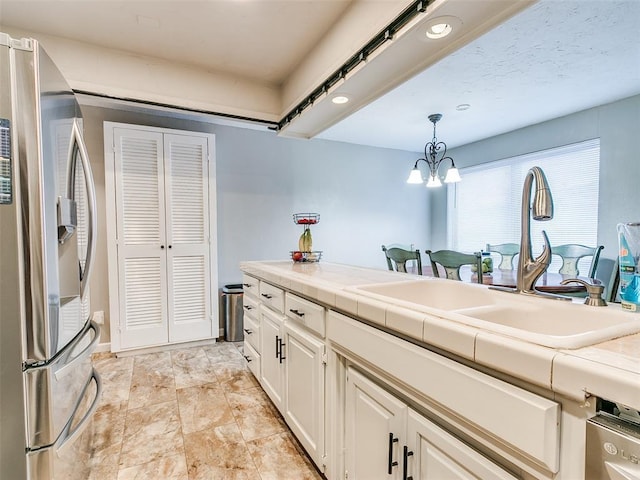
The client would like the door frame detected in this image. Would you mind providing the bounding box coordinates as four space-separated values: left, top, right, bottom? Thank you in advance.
104 121 217 352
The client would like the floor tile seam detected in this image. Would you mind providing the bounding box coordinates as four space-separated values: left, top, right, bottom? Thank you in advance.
118 410 187 471
167 353 190 478
241 427 271 480
175 380 236 436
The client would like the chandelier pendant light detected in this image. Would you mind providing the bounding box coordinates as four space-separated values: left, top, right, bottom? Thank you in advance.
406 113 461 188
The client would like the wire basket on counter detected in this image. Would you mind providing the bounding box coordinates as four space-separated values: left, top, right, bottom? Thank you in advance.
290 251 323 263
293 213 320 225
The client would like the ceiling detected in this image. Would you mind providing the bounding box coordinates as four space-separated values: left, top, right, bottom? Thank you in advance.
1 0 638 152
318 0 640 150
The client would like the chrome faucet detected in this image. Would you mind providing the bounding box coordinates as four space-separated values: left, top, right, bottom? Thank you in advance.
516 166 554 295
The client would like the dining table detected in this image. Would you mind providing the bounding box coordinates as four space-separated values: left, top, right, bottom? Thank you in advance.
423 265 599 294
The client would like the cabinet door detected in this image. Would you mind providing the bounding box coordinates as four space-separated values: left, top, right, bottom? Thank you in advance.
345 368 406 480
164 134 212 343
406 409 518 480
113 128 169 349
260 307 284 411
284 320 325 470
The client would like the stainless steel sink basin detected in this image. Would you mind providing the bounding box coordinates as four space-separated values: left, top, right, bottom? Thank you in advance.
349 279 640 348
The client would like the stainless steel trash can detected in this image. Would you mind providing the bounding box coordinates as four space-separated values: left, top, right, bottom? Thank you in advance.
220 284 244 342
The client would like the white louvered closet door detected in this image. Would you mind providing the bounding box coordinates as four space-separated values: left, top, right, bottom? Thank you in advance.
164 134 212 342
113 128 169 349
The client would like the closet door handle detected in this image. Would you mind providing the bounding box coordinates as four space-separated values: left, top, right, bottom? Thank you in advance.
402 445 414 480
388 433 399 474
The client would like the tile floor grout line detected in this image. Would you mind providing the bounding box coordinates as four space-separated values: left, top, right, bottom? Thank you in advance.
171 352 190 480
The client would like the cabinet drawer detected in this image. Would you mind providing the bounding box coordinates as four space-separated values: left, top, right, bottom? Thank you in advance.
259 281 285 313
243 294 259 321
243 341 260 379
243 313 260 352
285 292 326 337
242 274 260 299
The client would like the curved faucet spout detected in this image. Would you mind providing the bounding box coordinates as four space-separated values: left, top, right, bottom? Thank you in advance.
517 167 554 294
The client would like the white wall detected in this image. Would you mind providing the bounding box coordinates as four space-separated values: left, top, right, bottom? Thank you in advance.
80 103 428 342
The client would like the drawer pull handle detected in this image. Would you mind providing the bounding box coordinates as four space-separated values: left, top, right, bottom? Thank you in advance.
402 445 414 480
243 355 252 363
261 293 273 299
388 433 399 474
243 283 252 287
275 335 280 358
243 328 253 334
279 337 286 364
289 308 305 317
243 305 253 310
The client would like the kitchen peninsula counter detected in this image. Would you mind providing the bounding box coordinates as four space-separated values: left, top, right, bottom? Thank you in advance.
240 260 640 411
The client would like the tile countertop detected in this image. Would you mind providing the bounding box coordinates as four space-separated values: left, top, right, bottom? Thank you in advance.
240 261 640 411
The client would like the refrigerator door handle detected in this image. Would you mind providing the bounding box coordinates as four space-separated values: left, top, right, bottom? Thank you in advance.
54 368 102 457
54 320 100 381
67 118 97 300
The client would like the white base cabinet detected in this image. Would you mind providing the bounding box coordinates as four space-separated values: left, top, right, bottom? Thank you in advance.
253 280 327 472
259 305 285 411
283 320 325 469
345 367 518 480
345 368 406 480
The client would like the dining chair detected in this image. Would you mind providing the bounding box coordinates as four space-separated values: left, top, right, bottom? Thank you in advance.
425 249 483 283
382 245 422 275
485 243 519 270
551 244 604 278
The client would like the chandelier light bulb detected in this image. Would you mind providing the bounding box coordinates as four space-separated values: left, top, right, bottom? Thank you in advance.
444 166 461 183
406 167 424 184
426 174 442 188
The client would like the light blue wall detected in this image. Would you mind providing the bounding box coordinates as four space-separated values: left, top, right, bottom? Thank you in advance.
215 125 429 283
81 104 429 316
429 94 640 268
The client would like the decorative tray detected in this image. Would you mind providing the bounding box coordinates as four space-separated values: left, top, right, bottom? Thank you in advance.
290 251 323 263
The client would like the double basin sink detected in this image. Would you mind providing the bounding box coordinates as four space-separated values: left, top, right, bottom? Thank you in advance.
348 278 640 349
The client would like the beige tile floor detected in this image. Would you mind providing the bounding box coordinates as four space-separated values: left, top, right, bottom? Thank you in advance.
89 342 323 480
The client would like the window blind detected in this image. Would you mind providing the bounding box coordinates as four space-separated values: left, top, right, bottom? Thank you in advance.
447 139 600 273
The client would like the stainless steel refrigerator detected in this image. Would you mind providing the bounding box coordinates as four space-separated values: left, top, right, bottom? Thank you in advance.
0 33 102 480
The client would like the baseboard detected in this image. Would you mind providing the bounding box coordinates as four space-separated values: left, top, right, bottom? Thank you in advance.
113 338 218 357
95 342 112 353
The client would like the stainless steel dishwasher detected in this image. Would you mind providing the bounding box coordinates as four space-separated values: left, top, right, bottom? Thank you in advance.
586 401 640 480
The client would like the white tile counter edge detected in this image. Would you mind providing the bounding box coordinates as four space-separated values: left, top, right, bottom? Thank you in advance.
240 261 640 409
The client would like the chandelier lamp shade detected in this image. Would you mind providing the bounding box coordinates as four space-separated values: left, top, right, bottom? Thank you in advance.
406 113 461 188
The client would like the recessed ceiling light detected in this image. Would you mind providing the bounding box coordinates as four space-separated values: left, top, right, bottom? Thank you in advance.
332 95 350 105
423 16 462 40
426 23 452 39
456 103 471 111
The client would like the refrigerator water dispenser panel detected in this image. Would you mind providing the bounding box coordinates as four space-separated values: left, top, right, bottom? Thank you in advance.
0 118 12 205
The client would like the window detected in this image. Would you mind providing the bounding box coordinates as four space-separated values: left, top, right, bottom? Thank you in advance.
447 139 600 272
